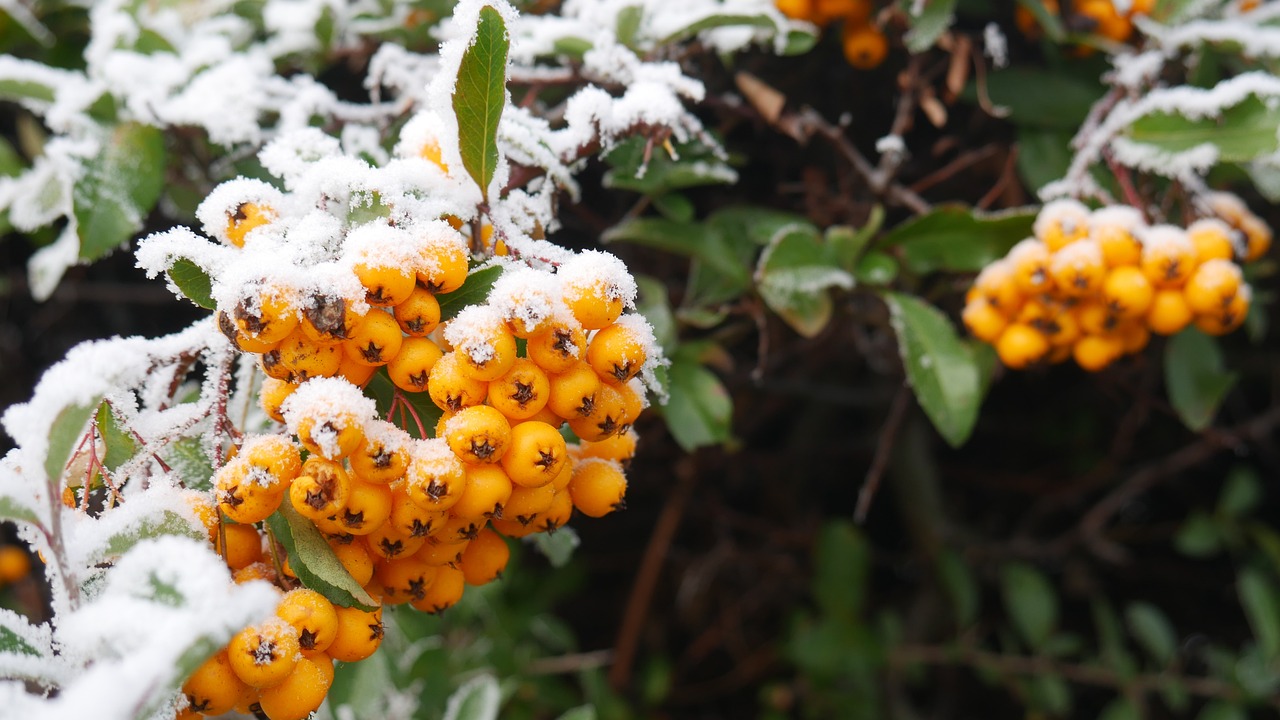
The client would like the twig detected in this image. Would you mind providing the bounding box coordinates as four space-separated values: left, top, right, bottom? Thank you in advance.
977 146 1019 210
872 57 924 192
526 649 614 675
609 457 697 691
855 383 912 523
909 144 1001 194
1070 404 1280 563
795 108 932 215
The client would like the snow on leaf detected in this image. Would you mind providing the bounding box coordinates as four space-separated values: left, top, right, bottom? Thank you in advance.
72 122 166 262
453 5 510 200
267 503 378 610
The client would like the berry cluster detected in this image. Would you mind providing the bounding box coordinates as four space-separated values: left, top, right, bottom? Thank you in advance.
774 0 887 69
1015 0 1153 46
964 195 1271 372
170 127 659 717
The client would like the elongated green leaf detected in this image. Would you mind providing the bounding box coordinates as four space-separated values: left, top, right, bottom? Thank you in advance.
163 437 215 492
603 217 751 290
1125 602 1178 666
936 549 980 629
453 6 509 199
0 76 56 104
45 399 98 483
813 522 869 621
1125 96 1280 164
880 205 1036 275
267 503 378 610
0 610 43 657
661 345 732 451
884 293 980 447
1165 328 1236 431
1175 511 1222 557
73 122 166 261
167 258 215 309
96 401 138 473
1001 562 1058 650
1239 568 1280 659
1093 599 1138 678
904 0 957 53
603 137 738 196
971 68 1101 129
443 673 501 720
615 5 643 49
93 510 204 564
1218 466 1261 518
532 526 579 568
438 264 502 322
659 13 774 45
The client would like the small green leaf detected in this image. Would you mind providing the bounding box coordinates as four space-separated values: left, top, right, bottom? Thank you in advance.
1027 674 1072 716
437 265 503 322
267 504 378 610
45 399 98 483
1125 601 1178 666
661 345 732 452
0 495 39 526
829 205 884 271
603 137 738 196
651 192 694 222
1218 466 1261 518
756 224 853 338
1093 599 1138 678
880 205 1036 275
853 251 899 285
163 437 214 492
443 673 501 720
615 5 643 49
552 36 593 58
1238 568 1280 659
452 6 509 199
884 293 981 447
531 526 579 568
167 258 215 310
0 611 42 657
783 28 818 56
903 0 957 53
1001 562 1058 650
1165 328 1237 431
971 67 1102 128
1124 95 1280 164
96 401 138 473
1175 511 1222 557
0 73 56 104
813 522 869 622
73 122 166 261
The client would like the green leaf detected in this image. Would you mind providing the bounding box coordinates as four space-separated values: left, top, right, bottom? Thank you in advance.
1175 511 1222 557
96 401 138 473
829 205 884 271
783 28 819 55
437 264 502 322
661 345 732 451
1124 95 1280 164
328 647 395 717
1017 128 1073 195
552 36 593 58
531 526 579 568
635 275 677 353
1238 568 1280 659
0 494 39 526
0 75 56 104
853 251 899 285
884 293 981 447
936 549 979 629
603 217 751 290
603 137 738 196
1165 328 1236 431
167 258 215 310
93 510 204 564
452 6 509 199
45 399 98 483
880 205 1036 275
615 5 642 49
443 673 501 720
652 192 694 222
1001 562 1058 650
903 0 957 53
0 611 42 657
162 437 214 491
1218 466 1261 518
1027 674 1072 716
971 67 1102 129
813 522 869 622
73 122 166 261
267 503 378 610
1092 599 1138 678
555 706 597 720
756 224 853 338
658 13 774 45
1125 602 1178 666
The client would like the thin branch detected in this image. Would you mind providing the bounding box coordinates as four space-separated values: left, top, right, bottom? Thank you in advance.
855 383 912 523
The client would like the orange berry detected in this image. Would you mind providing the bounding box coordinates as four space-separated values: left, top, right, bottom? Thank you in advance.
326 603 384 663
417 236 469 294
364 521 427 562
569 459 628 518
394 285 442 337
226 202 276 248
234 287 298 345
1238 215 1272 262
972 259 1023 316
841 23 888 69
300 295 364 345
262 327 341 383
1102 266 1155 320
259 378 297 424
404 439 467 513
487 358 551 421
1090 206 1145 267
355 262 416 308
503 482 557 525
501 421 568 488
962 297 1008 343
458 528 509 586
1184 258 1244 316
336 480 393 536
1146 288 1193 335
342 310 404 367
216 459 284 525
227 620 301 689
289 458 352 522
216 522 264 571
409 565 466 614
444 405 512 464
427 352 489 413
527 320 588 374
1048 239 1106 298
587 319 650 385
1186 218 1237 263
256 654 334 720
1007 239 1055 295
995 323 1049 370
348 422 411 484
372 556 437 604
546 361 601 420
276 589 339 655
1035 199 1091 251
1073 334 1123 372
183 649 250 716
452 464 513 520
1194 289 1250 336
1140 226 1197 289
